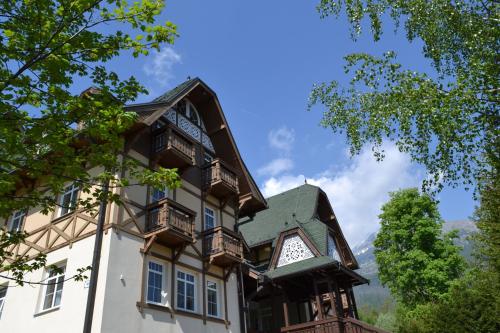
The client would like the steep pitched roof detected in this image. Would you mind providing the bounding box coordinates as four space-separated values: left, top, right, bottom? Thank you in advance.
238 184 322 247
152 77 198 103
238 184 359 269
124 78 267 217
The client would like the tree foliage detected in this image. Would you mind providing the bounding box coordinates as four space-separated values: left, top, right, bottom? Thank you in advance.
0 0 181 283
398 142 500 333
309 0 499 191
0 0 180 217
374 188 465 308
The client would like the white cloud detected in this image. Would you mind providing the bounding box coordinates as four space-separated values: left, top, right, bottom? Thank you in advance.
257 158 294 177
260 144 422 246
143 47 181 87
268 126 295 152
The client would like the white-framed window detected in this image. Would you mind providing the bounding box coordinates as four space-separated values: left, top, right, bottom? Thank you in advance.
176 270 196 312
150 187 168 203
0 285 7 318
41 265 65 311
58 183 79 217
204 207 216 230
147 261 166 305
8 210 26 232
206 280 219 317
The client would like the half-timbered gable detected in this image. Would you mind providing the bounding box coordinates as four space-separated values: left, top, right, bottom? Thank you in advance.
0 78 266 333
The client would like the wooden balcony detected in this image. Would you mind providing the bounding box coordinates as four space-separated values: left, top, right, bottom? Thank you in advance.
152 125 196 169
202 226 243 267
281 317 389 333
145 198 195 247
203 159 239 199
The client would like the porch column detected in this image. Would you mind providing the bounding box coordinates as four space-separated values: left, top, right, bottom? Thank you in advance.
342 282 355 318
313 280 324 320
327 281 339 317
332 280 343 317
282 296 290 327
348 287 359 319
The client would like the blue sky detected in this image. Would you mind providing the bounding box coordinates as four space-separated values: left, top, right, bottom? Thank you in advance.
92 1 475 245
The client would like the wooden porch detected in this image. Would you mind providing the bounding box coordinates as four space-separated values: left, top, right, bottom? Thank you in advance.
280 316 389 333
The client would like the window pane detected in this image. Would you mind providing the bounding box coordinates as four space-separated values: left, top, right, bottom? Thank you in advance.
147 262 163 304
43 267 65 310
204 208 215 230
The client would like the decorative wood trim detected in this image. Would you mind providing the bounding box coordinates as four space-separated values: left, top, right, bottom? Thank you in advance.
269 227 322 269
141 234 157 254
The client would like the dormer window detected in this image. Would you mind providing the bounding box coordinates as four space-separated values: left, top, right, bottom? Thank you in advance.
176 99 200 127
327 233 341 262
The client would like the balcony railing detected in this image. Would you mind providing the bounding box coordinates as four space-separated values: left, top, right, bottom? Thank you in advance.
203 159 239 198
153 125 196 168
281 317 389 333
202 226 243 266
146 198 195 246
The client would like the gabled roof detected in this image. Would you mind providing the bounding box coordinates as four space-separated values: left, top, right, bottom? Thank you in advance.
238 184 359 269
238 184 319 247
124 77 267 217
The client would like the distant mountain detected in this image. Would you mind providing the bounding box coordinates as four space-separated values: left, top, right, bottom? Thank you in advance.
352 220 477 309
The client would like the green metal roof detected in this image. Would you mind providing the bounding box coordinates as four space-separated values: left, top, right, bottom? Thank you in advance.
265 256 337 279
238 184 325 249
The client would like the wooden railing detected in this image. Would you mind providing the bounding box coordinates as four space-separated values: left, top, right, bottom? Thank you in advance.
147 198 194 237
153 126 195 163
343 317 390 333
202 226 243 259
203 159 239 193
281 317 389 333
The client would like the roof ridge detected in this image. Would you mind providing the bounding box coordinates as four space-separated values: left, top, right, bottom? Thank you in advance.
265 183 318 200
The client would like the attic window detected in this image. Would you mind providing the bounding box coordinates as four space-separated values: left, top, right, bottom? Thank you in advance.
327 234 341 262
176 99 200 126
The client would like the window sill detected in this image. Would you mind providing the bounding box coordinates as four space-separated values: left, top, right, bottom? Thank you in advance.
207 315 227 324
136 301 172 314
34 306 60 317
176 309 229 325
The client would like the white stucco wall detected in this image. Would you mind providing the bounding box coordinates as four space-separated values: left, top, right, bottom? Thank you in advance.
0 233 112 333
99 230 241 333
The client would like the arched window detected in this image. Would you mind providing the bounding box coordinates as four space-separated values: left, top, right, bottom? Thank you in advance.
176 99 200 126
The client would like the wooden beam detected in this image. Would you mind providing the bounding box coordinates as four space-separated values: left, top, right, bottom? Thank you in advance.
313 279 324 320
282 298 290 327
141 234 157 254
349 287 359 319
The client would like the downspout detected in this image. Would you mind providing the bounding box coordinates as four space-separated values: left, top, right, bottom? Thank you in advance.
83 180 109 333
239 264 248 333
